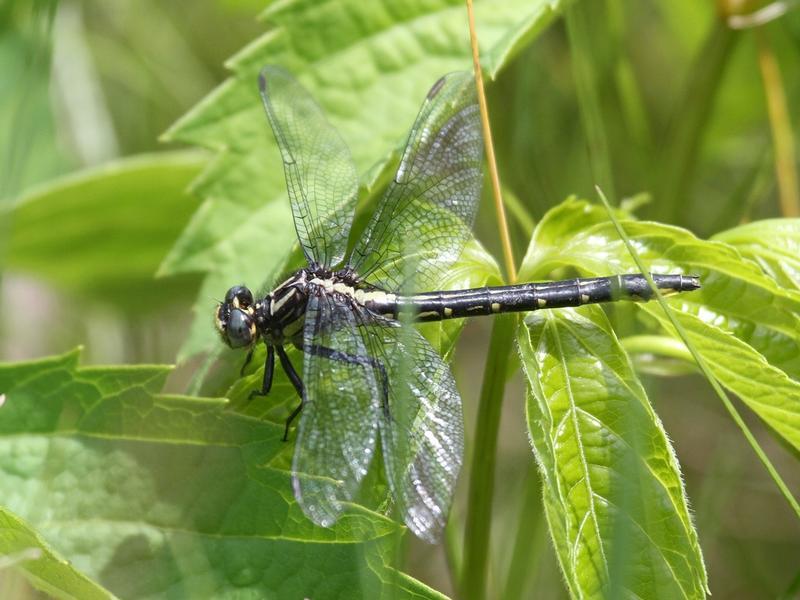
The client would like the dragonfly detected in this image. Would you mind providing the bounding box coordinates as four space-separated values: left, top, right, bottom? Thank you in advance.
214 66 700 542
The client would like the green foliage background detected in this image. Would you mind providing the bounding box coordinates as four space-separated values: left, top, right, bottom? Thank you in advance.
1 0 800 598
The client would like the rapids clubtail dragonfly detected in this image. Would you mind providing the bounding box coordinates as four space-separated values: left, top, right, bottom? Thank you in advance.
214 66 700 542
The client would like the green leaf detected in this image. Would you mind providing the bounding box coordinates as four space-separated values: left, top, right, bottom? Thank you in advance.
0 350 444 599
517 306 708 598
522 198 800 379
0 506 114 600
5 152 205 313
641 308 800 452
522 197 800 452
713 218 800 291
160 0 573 359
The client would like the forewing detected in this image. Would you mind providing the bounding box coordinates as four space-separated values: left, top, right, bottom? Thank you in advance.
292 290 380 528
259 66 358 267
349 72 483 291
359 316 464 542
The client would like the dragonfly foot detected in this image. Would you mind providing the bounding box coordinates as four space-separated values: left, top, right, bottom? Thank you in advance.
283 402 303 441
248 389 265 402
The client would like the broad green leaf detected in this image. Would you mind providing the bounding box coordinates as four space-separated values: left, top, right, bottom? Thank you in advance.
5 152 205 313
0 350 445 599
160 0 574 359
713 219 800 291
0 506 113 600
521 198 800 452
642 308 800 451
522 198 800 379
517 306 708 598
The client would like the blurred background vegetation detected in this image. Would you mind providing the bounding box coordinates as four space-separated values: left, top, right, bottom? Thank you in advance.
1 0 799 598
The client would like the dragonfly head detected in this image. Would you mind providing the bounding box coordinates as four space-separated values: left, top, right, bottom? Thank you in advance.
216 285 259 349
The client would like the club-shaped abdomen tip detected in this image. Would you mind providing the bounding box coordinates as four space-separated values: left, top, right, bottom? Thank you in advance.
684 275 701 291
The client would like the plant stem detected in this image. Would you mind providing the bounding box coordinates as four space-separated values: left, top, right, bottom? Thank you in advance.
461 314 516 600
501 464 544 599
620 334 693 363
466 0 516 283
756 27 800 217
461 4 519 598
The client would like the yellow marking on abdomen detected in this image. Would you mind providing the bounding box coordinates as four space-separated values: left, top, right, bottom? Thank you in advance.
354 289 396 304
416 310 439 319
332 282 355 296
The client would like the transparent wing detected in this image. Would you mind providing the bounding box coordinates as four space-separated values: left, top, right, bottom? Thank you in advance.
292 290 380 527
348 72 483 291
357 314 464 542
259 66 358 268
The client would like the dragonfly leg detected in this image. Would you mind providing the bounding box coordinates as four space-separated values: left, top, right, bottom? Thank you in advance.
248 345 275 401
308 345 391 422
276 345 304 441
283 402 304 443
240 347 255 376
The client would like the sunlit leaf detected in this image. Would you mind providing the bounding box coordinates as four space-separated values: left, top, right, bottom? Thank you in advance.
0 350 444 599
643 307 800 451
0 507 113 600
714 218 800 291
521 197 800 451
517 306 708 598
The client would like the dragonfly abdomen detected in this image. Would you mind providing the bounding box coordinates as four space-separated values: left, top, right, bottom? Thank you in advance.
374 274 700 322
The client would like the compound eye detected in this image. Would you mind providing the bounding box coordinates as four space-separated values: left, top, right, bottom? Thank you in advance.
224 285 253 307
226 308 254 348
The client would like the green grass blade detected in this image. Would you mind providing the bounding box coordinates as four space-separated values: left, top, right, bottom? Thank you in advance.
502 185 536 238
565 3 615 200
657 20 739 224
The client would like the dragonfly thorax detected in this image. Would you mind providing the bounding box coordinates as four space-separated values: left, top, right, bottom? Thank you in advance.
216 267 373 350
263 269 312 344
